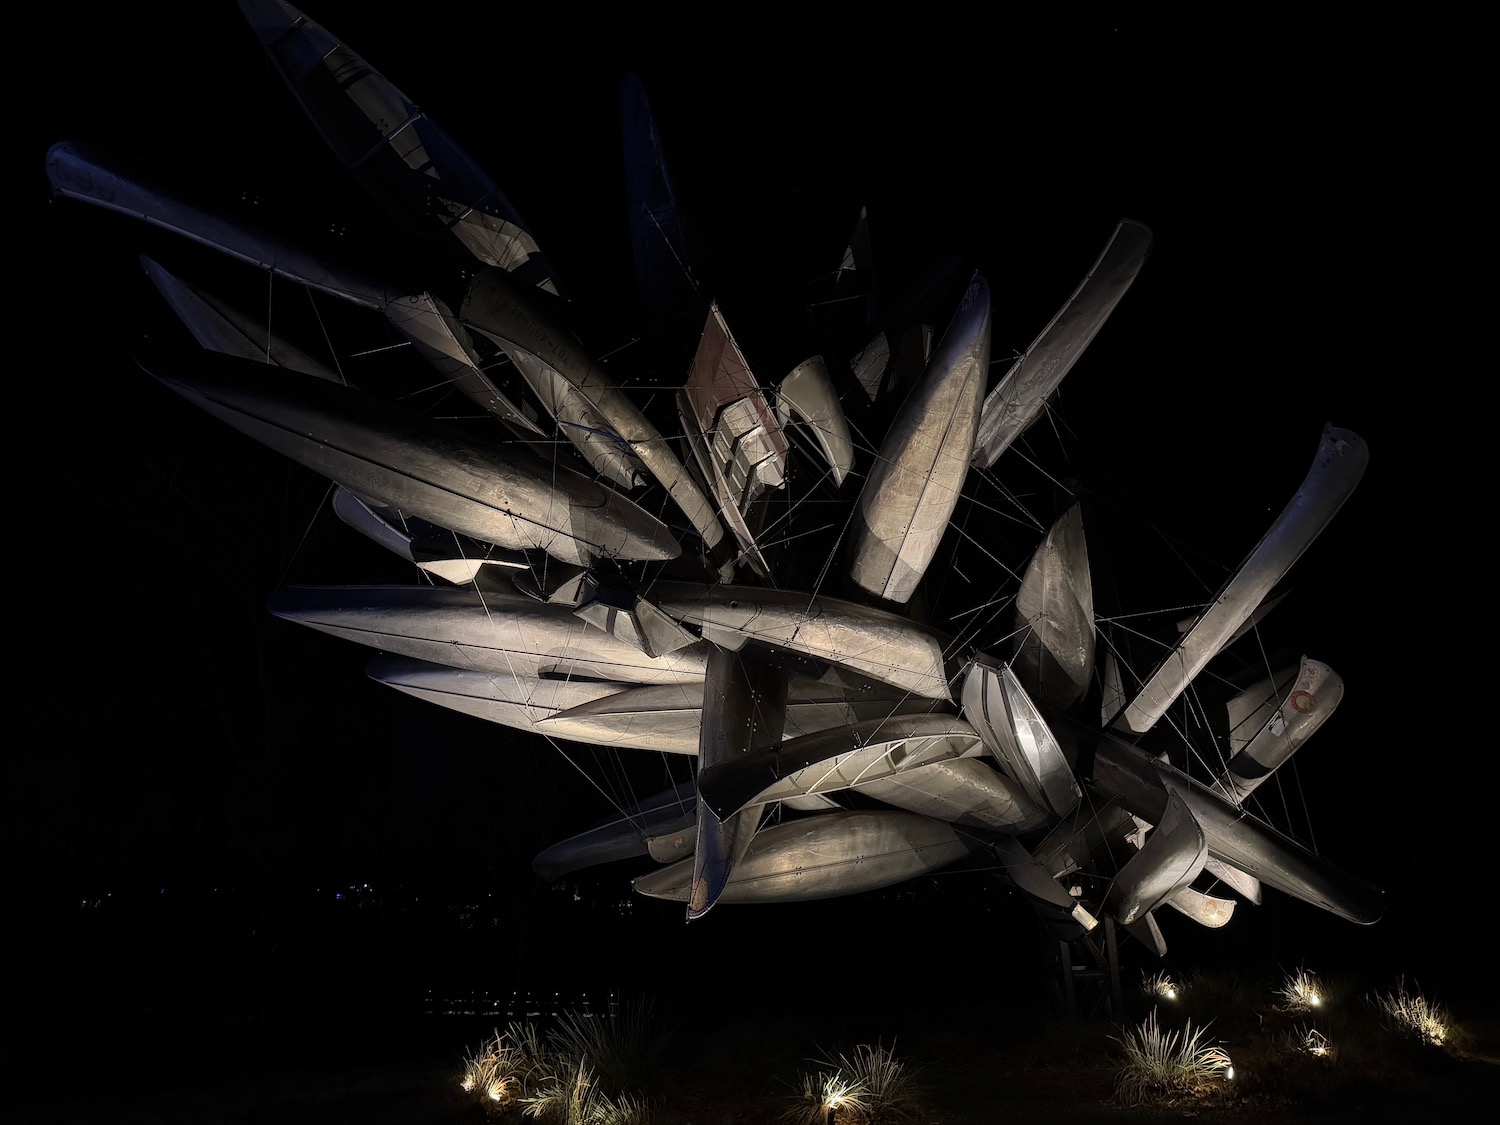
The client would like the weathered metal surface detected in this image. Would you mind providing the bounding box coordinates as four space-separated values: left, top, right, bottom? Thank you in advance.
485 336 648 489
679 304 789 579
1165 886 1237 928
140 256 341 380
991 836 1098 935
698 714 985 821
54 140 548 441
1074 715 1384 924
533 781 699 881
1204 858 1262 905
848 273 989 603
1034 799 1138 883
1125 912 1168 958
46 141 409 309
776 356 854 488
961 660 1081 820
1112 426 1369 734
382 292 549 441
652 582 953 700
461 266 726 555
972 220 1152 469
632 810 979 904
689 649 788 918
239 0 558 291
1215 656 1343 804
268 584 710 685
540 676 920 755
847 254 967 403
570 587 699 659
854 758 1047 834
1106 792 1208 926
331 488 530 583
137 344 681 567
1013 505 1095 712
366 655 622 732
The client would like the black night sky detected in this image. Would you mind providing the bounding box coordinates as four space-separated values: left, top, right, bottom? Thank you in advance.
11 2 1486 1108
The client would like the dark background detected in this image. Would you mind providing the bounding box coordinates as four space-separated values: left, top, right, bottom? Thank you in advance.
10 1 1483 1096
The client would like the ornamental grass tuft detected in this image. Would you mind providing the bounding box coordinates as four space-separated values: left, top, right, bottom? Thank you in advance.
1113 1007 1233 1106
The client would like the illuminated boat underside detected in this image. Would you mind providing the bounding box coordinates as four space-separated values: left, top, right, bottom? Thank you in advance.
43 0 1384 950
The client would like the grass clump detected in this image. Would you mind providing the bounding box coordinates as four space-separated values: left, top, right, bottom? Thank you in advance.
1276 966 1326 1013
784 1041 924 1124
461 1025 546 1112
1289 1024 1334 1059
784 1067 871 1125
1140 969 1180 1003
523 1059 652 1125
545 995 671 1097
458 996 669 1123
1113 1007 1233 1107
1371 979 1454 1048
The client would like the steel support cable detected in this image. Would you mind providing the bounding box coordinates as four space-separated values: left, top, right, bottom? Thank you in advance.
647 208 702 306
240 52 652 849
276 479 337 591
552 411 645 834
305 285 348 385
1167 676 1221 784
1241 616 1319 851
463 577 648 834
940 526 1029 654
599 739 643 832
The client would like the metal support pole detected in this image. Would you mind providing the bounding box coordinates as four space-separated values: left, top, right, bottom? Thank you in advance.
1105 915 1122 1016
1059 939 1077 1021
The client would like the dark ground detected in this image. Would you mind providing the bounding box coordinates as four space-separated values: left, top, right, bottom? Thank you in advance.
7 949 1499 1125
7 1007 1498 1124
